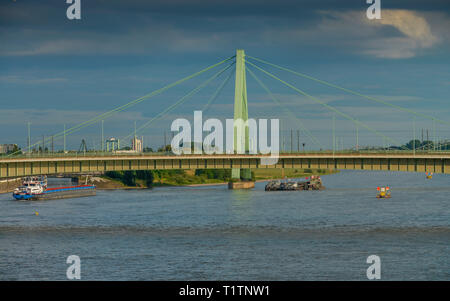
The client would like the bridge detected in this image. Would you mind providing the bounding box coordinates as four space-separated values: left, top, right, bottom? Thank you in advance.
1 152 450 178
2 49 450 179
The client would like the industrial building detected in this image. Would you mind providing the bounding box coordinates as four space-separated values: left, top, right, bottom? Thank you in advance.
131 137 143 153
0 144 17 154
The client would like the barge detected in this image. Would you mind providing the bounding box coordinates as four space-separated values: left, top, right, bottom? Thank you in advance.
13 176 96 201
265 175 324 191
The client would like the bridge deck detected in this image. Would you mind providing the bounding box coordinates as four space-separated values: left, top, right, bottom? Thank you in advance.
1 153 450 178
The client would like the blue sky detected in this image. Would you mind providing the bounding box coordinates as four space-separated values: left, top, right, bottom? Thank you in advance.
0 0 449 150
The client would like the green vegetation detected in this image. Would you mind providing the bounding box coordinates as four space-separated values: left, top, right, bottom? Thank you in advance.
253 168 334 180
102 168 335 188
104 170 153 187
402 139 441 150
0 145 22 156
104 169 231 187
154 169 230 186
365 139 447 151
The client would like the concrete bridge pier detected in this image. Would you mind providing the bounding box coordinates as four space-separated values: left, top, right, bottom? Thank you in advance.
228 179 255 189
228 49 255 189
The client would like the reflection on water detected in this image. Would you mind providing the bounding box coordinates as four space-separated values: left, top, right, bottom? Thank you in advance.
0 171 449 280
231 189 252 203
230 189 255 222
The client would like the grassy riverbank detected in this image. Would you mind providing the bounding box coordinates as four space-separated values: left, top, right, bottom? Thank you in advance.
0 169 338 193
253 168 335 180
90 168 337 189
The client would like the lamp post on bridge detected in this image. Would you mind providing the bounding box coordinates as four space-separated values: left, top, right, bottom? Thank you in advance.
27 122 31 154
413 117 416 157
332 113 335 157
101 120 104 152
64 124 66 153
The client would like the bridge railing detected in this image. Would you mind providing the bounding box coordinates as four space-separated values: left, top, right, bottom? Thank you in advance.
2 149 450 160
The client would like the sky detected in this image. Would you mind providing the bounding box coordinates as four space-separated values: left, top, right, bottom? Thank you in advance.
0 0 449 151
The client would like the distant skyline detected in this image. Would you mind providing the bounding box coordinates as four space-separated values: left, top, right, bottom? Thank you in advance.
1 0 449 150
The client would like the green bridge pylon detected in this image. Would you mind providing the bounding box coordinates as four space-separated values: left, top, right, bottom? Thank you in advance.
232 49 252 180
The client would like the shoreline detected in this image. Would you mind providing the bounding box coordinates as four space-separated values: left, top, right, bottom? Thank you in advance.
108 175 331 189
182 177 318 187
0 176 327 194
1 170 337 193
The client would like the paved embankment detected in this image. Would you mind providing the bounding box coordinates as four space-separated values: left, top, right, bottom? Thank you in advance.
0 178 21 194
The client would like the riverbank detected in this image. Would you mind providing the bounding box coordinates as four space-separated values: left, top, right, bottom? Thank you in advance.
253 168 335 181
0 178 21 194
88 176 146 189
93 168 337 189
185 169 337 187
0 168 338 193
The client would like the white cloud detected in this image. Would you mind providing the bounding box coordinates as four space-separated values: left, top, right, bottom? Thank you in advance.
364 10 439 58
377 10 438 48
318 9 442 59
262 9 445 59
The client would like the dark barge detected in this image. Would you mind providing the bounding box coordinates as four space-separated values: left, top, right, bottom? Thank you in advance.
265 175 324 191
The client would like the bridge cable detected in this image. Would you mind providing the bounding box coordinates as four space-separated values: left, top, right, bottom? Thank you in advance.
246 60 409 150
90 63 234 151
10 55 236 156
119 62 236 147
57 56 235 143
246 65 324 150
246 55 450 126
201 67 234 114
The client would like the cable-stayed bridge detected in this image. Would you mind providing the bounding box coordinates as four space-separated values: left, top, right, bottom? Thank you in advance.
1 49 450 179
1 153 450 179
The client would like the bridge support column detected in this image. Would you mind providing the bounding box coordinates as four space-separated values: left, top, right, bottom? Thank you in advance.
229 49 253 188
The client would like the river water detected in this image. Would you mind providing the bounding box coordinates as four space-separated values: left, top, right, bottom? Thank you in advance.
0 171 448 280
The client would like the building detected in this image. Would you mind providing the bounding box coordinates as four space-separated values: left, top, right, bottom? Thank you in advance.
106 137 120 152
0 144 17 154
131 137 143 153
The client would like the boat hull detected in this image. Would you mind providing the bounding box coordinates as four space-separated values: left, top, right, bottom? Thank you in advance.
13 193 35 200
13 185 96 201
